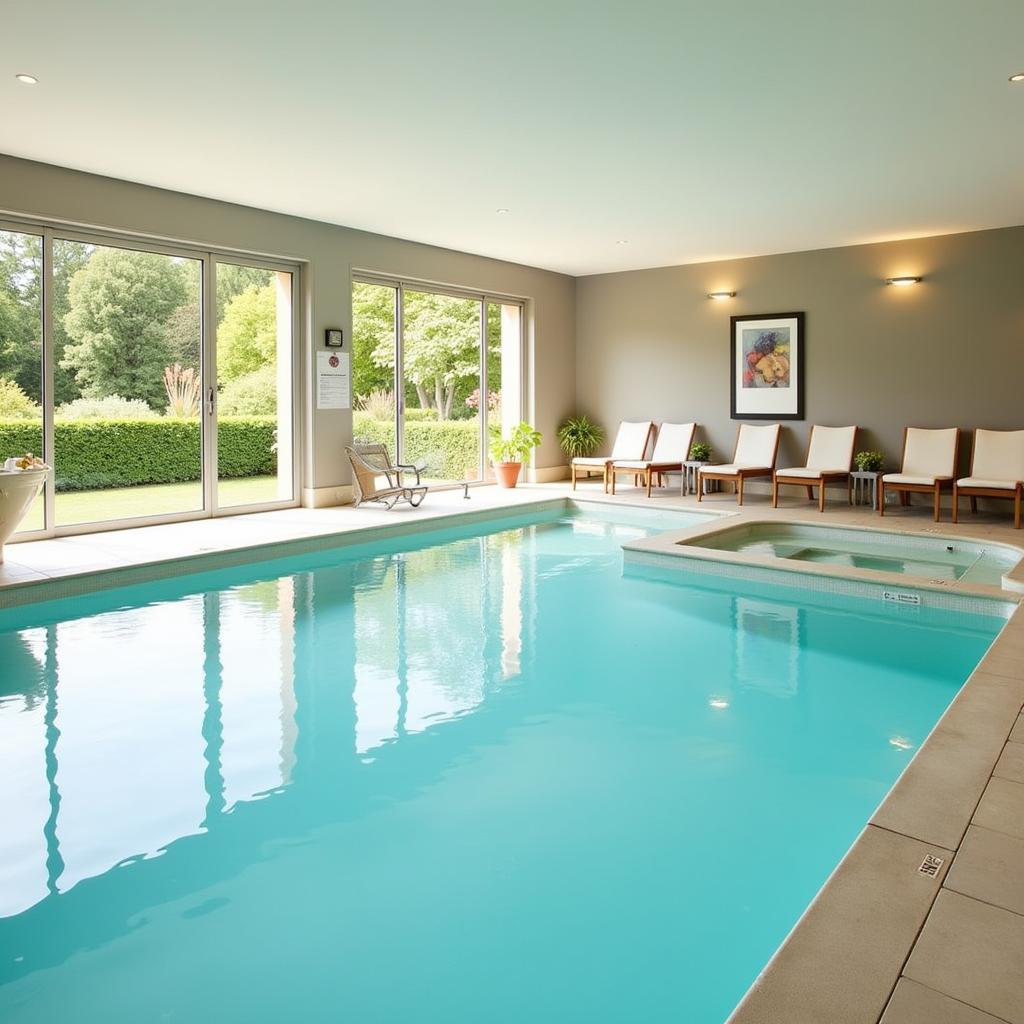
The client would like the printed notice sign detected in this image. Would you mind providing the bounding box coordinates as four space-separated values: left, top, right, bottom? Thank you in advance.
317 350 350 410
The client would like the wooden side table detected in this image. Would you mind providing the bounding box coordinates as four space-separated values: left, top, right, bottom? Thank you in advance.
850 470 881 510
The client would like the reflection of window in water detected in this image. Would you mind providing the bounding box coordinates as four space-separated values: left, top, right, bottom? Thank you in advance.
353 532 530 756
219 577 297 810
52 600 208 893
0 578 301 913
0 628 49 917
734 597 801 698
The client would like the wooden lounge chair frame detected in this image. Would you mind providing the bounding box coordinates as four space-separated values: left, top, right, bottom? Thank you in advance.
879 427 959 522
607 422 696 497
698 424 781 506
772 425 858 513
346 443 428 509
570 421 655 492
952 429 1024 530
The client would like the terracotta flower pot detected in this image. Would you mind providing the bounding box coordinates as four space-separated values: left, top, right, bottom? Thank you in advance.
494 462 522 488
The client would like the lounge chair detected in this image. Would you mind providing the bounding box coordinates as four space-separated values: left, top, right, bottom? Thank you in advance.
346 444 428 509
879 427 959 521
607 422 696 497
570 420 654 492
953 428 1024 529
698 423 781 505
772 425 858 513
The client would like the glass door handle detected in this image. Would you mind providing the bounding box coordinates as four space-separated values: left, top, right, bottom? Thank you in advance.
207 387 215 415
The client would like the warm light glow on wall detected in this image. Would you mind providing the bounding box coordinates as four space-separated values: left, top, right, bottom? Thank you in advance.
707 291 736 300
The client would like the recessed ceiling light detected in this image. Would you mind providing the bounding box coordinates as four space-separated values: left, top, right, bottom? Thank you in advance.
615 239 629 245
1009 72 1024 82
707 291 737 300
885 276 922 286
495 208 510 215
14 73 38 85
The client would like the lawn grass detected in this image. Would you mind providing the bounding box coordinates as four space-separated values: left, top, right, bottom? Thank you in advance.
16 476 283 532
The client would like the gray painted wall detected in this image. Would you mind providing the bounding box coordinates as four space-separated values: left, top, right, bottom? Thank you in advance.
576 226 1024 481
0 154 576 493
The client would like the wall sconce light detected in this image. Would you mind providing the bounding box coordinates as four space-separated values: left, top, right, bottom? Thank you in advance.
707 291 736 300
885 276 922 287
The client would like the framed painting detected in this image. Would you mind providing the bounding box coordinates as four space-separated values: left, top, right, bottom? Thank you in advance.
730 312 804 420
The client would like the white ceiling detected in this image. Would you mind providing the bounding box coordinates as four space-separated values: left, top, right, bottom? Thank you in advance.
3 1 1023 276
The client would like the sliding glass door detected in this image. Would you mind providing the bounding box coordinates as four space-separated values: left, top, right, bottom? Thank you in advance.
213 261 295 510
52 238 205 527
0 227 44 535
352 278 523 487
0 218 300 540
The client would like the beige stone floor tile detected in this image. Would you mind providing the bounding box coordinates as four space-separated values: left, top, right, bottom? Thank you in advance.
976 649 1024 681
944 824 1024 916
881 978 1007 1024
727 826 948 1024
995 741 1024 783
905 889 1024 1024
872 672 1024 849
1011 714 1024 744
973 776 1024 840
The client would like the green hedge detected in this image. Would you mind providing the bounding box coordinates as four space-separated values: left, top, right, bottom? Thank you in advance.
0 416 276 491
353 412 480 479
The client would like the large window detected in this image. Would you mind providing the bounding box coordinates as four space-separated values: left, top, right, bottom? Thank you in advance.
0 220 299 538
352 278 523 485
0 229 44 534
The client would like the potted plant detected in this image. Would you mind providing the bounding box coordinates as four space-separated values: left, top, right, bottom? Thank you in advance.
490 421 543 488
689 441 712 464
854 450 884 473
557 415 605 461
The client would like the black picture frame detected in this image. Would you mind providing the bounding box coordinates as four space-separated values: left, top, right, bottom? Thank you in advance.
730 311 805 420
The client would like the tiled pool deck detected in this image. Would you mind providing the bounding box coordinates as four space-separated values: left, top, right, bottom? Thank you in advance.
3 481 1022 1024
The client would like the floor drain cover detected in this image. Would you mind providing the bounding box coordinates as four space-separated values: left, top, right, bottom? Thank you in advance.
918 854 944 877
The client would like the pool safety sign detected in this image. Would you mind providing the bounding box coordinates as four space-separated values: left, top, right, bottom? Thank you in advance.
317 351 351 410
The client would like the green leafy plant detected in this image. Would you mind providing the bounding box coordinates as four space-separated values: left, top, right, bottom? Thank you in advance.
689 441 712 462
557 415 605 459
490 421 542 464
854 450 884 472
0 377 41 420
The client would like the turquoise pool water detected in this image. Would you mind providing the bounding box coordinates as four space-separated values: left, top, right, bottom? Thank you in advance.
0 506 1004 1023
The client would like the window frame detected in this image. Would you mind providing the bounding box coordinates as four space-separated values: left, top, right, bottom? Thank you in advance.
0 215 303 542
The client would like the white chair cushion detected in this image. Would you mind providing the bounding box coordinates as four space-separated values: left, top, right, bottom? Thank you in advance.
970 429 1024 482
702 463 768 474
882 473 939 486
902 427 958 478
776 467 833 478
733 423 780 467
649 422 695 463
609 421 654 460
804 425 856 473
572 456 610 467
612 460 653 470
957 476 1020 491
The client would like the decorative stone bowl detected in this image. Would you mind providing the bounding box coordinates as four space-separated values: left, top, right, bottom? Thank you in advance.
0 468 49 562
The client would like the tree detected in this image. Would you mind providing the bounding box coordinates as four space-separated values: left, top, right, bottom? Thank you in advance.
0 232 42 400
61 247 187 409
51 240 92 405
217 264 271 316
355 288 497 420
217 284 277 383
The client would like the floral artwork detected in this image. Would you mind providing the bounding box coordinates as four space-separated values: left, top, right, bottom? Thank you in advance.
731 313 804 420
742 328 790 389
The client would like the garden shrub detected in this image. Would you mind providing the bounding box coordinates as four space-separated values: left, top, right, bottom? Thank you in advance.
0 378 41 420
0 416 276 491
352 412 480 479
219 364 277 416
56 395 157 420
